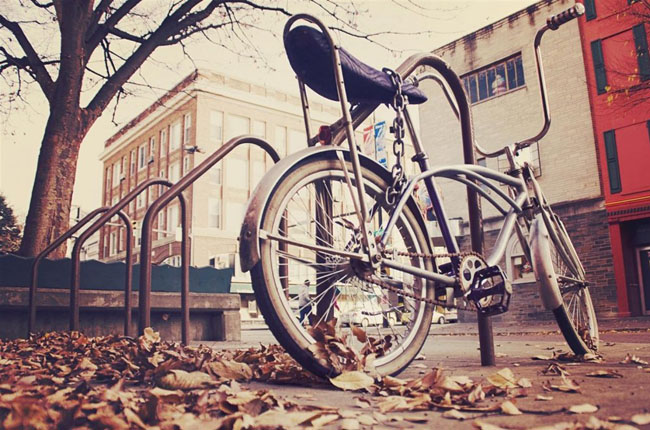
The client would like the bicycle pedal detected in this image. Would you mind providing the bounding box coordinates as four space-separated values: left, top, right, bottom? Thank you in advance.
467 265 512 316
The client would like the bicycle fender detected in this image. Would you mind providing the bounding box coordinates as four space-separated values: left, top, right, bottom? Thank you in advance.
529 214 563 310
239 145 431 273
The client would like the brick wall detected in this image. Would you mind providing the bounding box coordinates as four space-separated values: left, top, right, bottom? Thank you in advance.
456 199 617 324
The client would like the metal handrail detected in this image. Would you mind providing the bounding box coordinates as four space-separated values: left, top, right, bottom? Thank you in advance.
69 178 177 336
138 135 280 344
29 207 110 334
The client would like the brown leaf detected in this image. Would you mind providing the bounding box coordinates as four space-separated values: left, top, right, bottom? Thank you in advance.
585 369 623 378
487 368 517 389
442 409 468 420
208 360 253 381
351 325 367 343
620 354 649 365
330 371 374 391
568 403 598 414
631 413 650 425
472 420 509 430
500 400 522 415
339 418 361 429
158 369 213 390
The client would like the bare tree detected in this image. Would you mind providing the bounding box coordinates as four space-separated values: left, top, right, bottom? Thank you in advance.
0 0 302 258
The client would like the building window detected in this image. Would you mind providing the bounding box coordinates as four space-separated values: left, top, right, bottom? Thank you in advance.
226 201 246 231
130 149 136 175
226 114 250 139
105 167 111 191
138 144 147 170
252 120 266 138
462 54 525 104
157 210 166 233
112 162 120 187
109 232 117 256
208 198 222 229
170 121 181 151
288 129 304 154
121 156 126 176
149 136 156 159
274 125 287 157
210 110 223 142
160 129 167 156
183 113 192 146
633 23 650 82
136 193 145 209
149 187 156 204
169 162 180 183
251 159 266 188
584 0 596 20
591 39 608 94
227 157 249 190
604 130 622 194
183 155 190 174
208 165 222 185
168 205 179 231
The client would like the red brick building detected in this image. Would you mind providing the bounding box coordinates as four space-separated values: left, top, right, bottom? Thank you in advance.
579 0 650 316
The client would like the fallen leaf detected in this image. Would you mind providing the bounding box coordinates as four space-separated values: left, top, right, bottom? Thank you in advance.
443 409 468 420
535 395 553 401
500 400 522 415
330 371 374 391
517 378 532 388
473 419 509 430
487 368 517 389
310 414 339 428
339 418 360 430
158 369 213 390
585 369 623 378
208 360 253 381
620 354 649 365
631 413 650 425
568 403 598 414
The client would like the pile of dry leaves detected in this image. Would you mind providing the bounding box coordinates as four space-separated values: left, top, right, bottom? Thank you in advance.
1 324 648 430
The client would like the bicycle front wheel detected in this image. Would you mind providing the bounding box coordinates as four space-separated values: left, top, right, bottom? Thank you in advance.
542 211 599 354
251 153 435 377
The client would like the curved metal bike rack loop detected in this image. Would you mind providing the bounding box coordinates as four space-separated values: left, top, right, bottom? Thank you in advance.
138 135 280 344
28 206 131 335
69 178 178 336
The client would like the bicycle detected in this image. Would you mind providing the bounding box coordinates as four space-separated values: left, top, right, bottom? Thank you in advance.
239 3 598 378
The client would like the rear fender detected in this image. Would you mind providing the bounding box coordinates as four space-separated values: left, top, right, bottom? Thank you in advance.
529 214 563 310
239 145 431 272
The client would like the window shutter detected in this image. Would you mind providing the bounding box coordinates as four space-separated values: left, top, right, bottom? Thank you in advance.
584 0 597 20
591 40 608 94
633 24 650 81
603 130 621 194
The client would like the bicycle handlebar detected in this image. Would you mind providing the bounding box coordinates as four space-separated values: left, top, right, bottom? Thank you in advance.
547 3 585 30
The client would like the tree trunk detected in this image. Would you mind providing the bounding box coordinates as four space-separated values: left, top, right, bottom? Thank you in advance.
18 109 86 258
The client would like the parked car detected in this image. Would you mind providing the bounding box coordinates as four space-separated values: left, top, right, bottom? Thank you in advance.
432 307 458 324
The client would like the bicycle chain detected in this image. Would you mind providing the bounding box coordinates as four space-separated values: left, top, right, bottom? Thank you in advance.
361 250 483 312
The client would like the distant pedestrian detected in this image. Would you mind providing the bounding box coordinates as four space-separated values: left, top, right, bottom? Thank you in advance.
299 279 312 324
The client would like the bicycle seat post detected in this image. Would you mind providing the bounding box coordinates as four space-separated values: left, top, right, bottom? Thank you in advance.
284 14 379 266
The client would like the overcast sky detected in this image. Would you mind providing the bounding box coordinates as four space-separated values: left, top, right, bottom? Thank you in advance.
0 0 539 221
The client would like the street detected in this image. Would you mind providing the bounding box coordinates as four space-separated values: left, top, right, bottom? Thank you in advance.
204 324 650 429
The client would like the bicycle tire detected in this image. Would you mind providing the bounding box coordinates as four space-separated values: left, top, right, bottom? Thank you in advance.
541 209 599 354
250 152 435 377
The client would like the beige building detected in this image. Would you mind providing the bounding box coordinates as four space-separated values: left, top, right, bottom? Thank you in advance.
418 0 618 320
98 70 340 320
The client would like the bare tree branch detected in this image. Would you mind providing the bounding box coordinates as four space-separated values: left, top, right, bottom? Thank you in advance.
0 14 55 101
84 0 140 63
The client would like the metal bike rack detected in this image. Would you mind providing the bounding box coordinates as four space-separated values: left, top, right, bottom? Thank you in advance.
321 53 495 366
138 135 280 344
28 206 131 335
69 178 178 336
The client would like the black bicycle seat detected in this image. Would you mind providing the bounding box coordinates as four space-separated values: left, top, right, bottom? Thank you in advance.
285 25 427 105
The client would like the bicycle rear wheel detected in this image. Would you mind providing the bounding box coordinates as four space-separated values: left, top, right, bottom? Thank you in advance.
541 210 599 354
251 153 434 377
